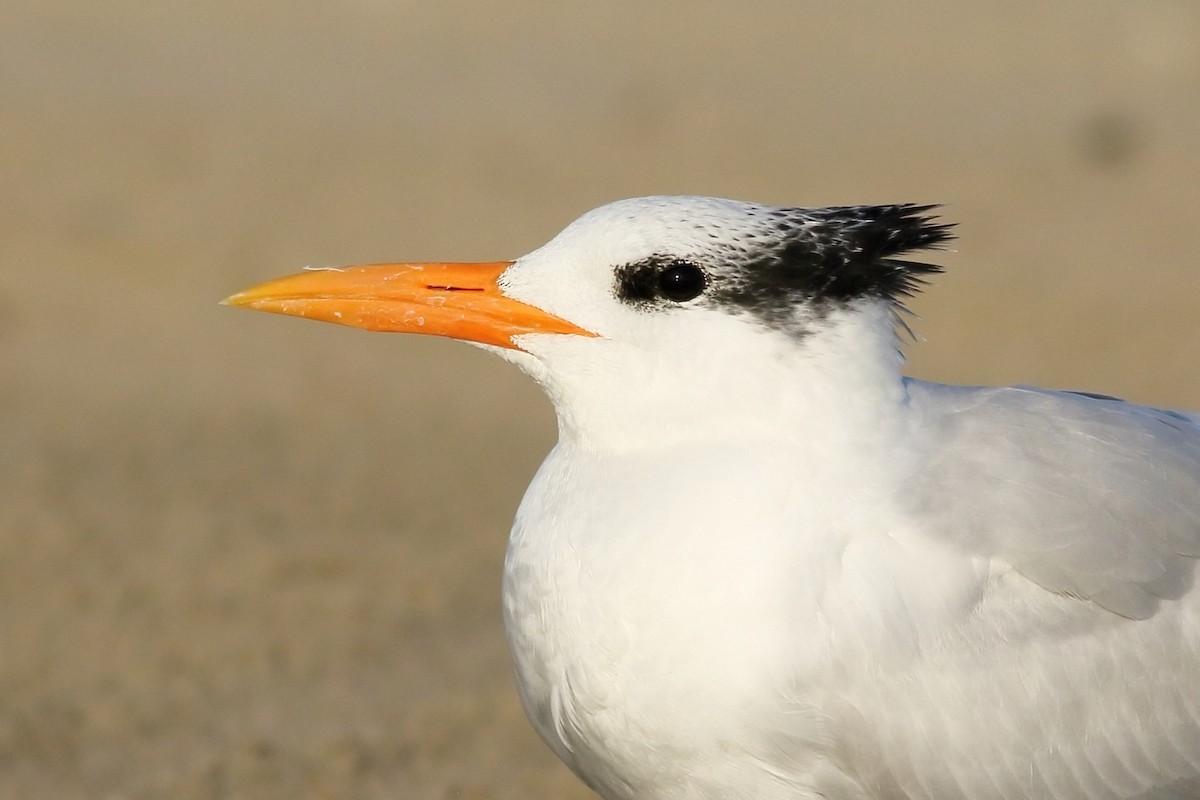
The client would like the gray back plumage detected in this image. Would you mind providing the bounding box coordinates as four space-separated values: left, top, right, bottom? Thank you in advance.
903 382 1200 619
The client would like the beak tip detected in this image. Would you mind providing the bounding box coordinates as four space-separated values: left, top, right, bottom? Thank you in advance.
221 291 256 309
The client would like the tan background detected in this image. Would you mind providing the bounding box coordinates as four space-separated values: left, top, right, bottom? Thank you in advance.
3 2 1199 798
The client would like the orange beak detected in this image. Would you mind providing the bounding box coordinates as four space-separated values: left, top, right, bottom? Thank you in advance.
223 261 594 350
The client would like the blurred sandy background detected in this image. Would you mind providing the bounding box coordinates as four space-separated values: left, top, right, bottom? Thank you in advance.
2 2 1199 798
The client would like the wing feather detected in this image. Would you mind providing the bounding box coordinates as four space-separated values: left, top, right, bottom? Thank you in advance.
902 381 1200 619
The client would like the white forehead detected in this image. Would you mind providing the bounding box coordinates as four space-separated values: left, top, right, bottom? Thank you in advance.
541 195 782 263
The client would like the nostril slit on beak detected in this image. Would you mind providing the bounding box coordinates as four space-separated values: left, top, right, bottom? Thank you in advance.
427 285 485 292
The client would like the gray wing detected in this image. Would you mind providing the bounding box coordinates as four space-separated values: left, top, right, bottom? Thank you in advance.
903 380 1200 619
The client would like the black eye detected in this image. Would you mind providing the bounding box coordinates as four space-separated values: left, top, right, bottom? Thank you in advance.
657 261 707 302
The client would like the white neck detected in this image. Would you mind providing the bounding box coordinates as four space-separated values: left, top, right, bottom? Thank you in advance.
511 302 910 456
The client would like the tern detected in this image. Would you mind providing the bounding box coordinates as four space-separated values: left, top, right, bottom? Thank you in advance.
226 196 1200 799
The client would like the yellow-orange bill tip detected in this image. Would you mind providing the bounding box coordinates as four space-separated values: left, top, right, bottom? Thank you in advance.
224 261 594 350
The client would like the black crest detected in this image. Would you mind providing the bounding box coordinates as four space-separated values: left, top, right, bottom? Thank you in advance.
713 204 954 320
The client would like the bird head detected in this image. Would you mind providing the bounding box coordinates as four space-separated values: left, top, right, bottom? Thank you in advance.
226 196 952 449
